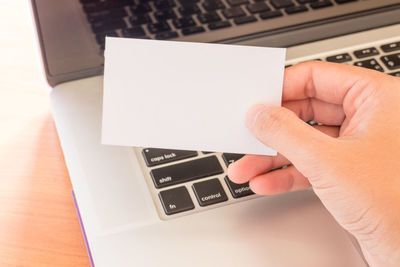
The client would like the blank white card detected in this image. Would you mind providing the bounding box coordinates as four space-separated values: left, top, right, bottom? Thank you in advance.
102 37 285 155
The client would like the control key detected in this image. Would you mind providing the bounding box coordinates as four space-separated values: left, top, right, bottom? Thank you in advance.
192 178 228 206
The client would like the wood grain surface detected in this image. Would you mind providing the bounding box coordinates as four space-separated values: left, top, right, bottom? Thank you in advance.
0 1 91 266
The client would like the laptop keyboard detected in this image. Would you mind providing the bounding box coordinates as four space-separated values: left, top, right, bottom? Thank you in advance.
324 42 400 75
79 0 367 50
134 39 400 219
140 149 248 216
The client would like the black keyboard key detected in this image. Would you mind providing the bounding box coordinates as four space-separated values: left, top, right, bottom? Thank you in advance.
155 31 179 40
222 153 244 167
130 3 152 14
353 47 379 59
247 2 270 13
381 42 400 53
154 0 176 9
154 9 176 20
296 0 317 3
159 186 194 215
326 53 352 63
223 7 246 18
91 19 126 34
198 12 221 24
121 26 146 37
178 4 201 16
234 15 257 25
130 14 151 25
173 17 196 29
147 21 170 33
310 0 333 9
270 0 294 8
192 178 228 206
380 53 400 70
178 0 199 4
203 0 225 11
259 10 283 20
389 71 400 77
225 176 254 198
83 0 133 13
181 26 205 35
150 156 223 188
208 20 232 30
354 59 384 72
285 5 308 14
80 0 100 3
86 8 127 23
335 0 357 3
142 148 197 167
95 31 118 45
227 0 249 6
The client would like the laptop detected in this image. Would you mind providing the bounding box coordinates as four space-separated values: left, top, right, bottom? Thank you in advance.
29 0 400 266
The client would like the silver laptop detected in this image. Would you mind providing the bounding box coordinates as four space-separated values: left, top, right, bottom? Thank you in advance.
29 0 400 266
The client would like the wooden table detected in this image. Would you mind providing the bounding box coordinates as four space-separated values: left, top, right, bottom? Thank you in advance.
0 1 90 266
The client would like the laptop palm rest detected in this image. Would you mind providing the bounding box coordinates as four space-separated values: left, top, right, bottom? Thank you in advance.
51 76 367 267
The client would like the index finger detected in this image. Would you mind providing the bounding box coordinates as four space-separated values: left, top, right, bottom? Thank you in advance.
283 61 384 116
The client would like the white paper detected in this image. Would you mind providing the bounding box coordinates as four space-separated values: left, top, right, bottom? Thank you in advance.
102 37 285 155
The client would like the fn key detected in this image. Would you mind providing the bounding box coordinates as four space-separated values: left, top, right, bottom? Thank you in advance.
159 186 194 215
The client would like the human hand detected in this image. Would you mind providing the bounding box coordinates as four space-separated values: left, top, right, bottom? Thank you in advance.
227 62 400 267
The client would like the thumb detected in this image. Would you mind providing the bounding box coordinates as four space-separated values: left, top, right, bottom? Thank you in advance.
246 104 334 166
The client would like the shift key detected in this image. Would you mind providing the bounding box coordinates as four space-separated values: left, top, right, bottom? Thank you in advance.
150 156 224 188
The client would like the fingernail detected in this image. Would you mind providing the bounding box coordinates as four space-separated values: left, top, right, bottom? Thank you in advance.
246 104 268 129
